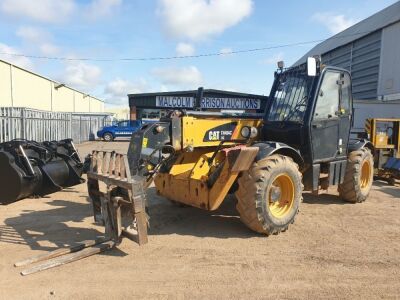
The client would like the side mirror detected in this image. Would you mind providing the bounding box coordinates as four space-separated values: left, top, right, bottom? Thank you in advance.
307 57 317 76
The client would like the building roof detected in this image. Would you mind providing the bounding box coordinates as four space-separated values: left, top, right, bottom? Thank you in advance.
128 88 267 98
293 1 400 66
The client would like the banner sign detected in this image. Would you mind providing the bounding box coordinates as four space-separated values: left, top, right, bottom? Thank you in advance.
156 96 195 108
200 97 261 110
155 95 262 110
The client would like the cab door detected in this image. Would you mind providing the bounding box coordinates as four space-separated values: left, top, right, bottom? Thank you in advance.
311 70 341 161
338 72 352 155
115 121 130 137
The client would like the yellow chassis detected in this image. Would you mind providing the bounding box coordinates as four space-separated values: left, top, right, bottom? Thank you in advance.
153 115 262 211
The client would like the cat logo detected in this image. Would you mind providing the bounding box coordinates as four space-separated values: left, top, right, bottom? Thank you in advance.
203 122 237 142
208 131 220 141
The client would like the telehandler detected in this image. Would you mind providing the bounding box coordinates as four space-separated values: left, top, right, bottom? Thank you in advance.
88 57 374 237
9 57 375 275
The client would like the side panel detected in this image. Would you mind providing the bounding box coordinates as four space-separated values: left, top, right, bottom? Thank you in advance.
154 146 258 211
182 116 262 148
328 160 347 186
311 118 340 160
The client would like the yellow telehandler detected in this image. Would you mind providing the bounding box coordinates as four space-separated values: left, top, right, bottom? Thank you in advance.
88 57 374 239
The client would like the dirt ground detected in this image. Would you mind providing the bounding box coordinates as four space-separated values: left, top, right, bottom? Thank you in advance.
1 141 399 299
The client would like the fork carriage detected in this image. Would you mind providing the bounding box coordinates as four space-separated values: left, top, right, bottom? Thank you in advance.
87 150 149 245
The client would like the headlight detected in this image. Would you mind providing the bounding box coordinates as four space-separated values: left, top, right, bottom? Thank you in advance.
240 126 258 139
240 126 250 138
250 126 258 138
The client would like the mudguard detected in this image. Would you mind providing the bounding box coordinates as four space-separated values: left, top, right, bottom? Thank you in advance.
348 138 374 152
252 142 305 169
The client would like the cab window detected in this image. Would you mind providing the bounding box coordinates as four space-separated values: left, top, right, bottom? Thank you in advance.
340 73 351 114
118 121 128 127
314 71 340 119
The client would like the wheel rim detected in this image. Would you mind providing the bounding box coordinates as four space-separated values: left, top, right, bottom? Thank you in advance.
268 173 295 219
104 134 111 141
360 159 371 191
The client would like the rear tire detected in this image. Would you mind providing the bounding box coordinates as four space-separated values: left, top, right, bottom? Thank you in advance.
235 155 303 235
103 132 114 142
338 148 374 203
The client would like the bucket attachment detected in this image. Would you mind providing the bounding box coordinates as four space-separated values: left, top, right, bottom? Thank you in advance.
0 139 84 204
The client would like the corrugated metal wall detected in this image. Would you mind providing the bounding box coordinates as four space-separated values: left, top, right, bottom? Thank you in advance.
321 30 382 100
378 22 400 99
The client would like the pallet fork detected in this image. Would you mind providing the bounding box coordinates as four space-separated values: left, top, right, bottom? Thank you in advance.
14 151 148 276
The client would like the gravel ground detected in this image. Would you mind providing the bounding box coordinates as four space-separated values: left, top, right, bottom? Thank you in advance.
0 141 399 299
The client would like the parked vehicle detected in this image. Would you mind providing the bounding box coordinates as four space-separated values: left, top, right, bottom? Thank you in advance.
97 120 143 141
89 57 374 240
364 118 400 185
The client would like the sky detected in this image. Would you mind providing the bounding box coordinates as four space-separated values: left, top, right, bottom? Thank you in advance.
0 0 397 108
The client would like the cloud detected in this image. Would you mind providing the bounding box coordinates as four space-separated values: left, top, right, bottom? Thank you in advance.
0 0 75 23
16 26 48 41
261 52 284 65
104 78 148 104
85 0 122 20
61 62 102 90
176 42 195 56
0 0 122 23
158 0 253 41
312 12 358 34
16 26 59 55
39 43 59 56
0 43 33 69
152 65 202 88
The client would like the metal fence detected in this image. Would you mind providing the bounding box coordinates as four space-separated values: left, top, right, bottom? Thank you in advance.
0 107 112 143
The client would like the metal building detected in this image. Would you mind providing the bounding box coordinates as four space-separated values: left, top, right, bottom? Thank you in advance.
294 1 400 129
0 59 105 113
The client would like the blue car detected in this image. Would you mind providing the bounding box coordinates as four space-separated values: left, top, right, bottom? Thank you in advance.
97 120 143 141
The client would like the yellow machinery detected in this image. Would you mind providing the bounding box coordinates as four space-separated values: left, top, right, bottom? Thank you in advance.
365 118 400 184
9 59 377 275
89 59 375 238
153 115 262 211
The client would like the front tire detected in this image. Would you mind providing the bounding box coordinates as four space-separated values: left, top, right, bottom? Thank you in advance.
339 148 374 203
235 155 303 235
103 132 114 142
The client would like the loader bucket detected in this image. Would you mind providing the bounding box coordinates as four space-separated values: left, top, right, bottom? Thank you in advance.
0 139 84 204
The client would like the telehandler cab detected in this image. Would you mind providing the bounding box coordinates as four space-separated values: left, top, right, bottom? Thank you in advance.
89 57 374 238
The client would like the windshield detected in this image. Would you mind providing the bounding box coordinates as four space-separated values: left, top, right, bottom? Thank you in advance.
267 71 312 122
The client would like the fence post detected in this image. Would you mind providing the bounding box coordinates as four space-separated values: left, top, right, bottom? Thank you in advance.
79 116 82 144
21 108 26 139
69 113 73 140
9 107 13 140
